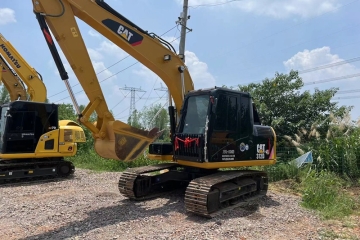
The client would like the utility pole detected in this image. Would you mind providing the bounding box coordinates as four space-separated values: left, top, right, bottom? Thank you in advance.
119 85 146 125
177 0 191 63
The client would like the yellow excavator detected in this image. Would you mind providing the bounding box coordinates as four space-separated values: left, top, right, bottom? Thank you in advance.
0 56 27 102
0 33 86 183
27 0 277 217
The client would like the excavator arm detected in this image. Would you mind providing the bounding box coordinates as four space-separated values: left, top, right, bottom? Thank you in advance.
0 55 27 101
31 0 194 161
0 33 47 102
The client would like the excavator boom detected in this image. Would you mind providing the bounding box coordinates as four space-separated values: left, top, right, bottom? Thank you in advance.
26 0 277 218
32 0 194 161
0 55 27 101
0 33 47 102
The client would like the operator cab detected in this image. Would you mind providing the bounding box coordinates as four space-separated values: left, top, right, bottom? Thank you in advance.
181 94 209 134
149 87 275 164
0 101 59 154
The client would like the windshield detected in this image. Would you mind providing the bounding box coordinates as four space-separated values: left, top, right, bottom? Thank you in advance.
181 95 209 134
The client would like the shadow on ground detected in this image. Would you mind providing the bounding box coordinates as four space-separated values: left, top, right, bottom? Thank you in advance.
20 190 281 240
0 175 75 189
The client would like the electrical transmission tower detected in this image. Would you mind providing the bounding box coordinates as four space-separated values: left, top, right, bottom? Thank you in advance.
154 83 170 106
119 85 146 125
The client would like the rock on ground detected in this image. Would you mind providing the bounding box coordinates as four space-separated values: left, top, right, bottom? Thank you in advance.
0 169 328 240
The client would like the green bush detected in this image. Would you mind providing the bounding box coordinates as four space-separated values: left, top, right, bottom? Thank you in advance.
67 149 163 172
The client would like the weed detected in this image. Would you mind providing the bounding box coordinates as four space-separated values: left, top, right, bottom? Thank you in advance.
300 170 357 220
67 149 163 172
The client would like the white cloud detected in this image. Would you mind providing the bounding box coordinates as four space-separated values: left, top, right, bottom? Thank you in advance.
96 40 127 60
153 35 216 89
132 65 159 85
92 60 117 84
88 48 104 61
283 46 360 119
88 29 101 38
0 8 16 25
178 0 341 19
185 51 216 89
162 36 180 47
283 46 359 86
132 50 216 89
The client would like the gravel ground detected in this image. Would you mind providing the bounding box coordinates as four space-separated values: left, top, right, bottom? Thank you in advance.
0 169 327 240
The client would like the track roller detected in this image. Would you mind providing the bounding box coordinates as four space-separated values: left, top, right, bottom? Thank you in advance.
118 163 182 200
184 170 268 218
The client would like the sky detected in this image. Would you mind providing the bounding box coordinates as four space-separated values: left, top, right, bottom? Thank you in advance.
0 0 359 122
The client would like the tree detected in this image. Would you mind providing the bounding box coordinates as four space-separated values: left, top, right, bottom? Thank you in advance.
127 109 143 129
235 70 351 144
0 85 10 103
58 103 77 121
127 104 170 141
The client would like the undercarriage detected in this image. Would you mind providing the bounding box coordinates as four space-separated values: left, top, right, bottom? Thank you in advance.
118 163 268 218
0 158 74 185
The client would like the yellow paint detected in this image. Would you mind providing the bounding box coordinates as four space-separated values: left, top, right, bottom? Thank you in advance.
0 33 46 102
148 154 173 161
0 121 85 160
70 27 79 37
31 0 194 160
176 159 277 169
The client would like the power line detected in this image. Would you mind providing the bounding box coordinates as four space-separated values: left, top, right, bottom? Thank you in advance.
189 0 244 8
54 38 182 103
205 0 359 61
142 25 180 108
114 91 168 118
233 24 359 75
228 57 360 88
119 86 146 125
48 54 131 99
299 56 360 74
49 25 178 100
54 61 139 103
332 95 360 100
336 89 360 95
154 83 169 106
303 73 360 86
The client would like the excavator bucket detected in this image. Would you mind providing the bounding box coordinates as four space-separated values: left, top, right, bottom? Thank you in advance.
94 120 163 161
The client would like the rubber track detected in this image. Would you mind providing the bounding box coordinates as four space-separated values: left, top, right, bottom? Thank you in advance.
184 170 267 218
118 163 179 200
0 160 75 186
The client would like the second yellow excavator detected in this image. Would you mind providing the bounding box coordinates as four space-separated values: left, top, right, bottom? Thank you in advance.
0 55 27 101
24 0 277 217
0 33 86 183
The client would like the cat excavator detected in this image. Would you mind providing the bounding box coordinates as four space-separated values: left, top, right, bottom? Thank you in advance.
0 33 86 183
29 0 277 217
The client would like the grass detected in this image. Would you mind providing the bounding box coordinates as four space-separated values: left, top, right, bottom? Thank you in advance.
318 229 359 240
67 149 163 172
300 170 357 220
70 147 359 221
265 162 359 220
